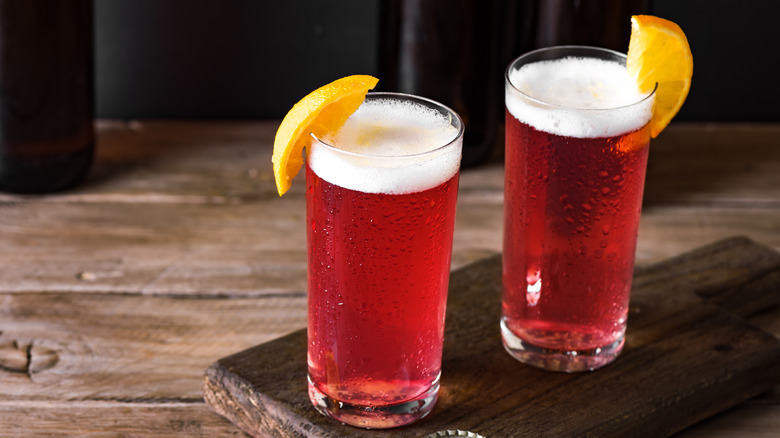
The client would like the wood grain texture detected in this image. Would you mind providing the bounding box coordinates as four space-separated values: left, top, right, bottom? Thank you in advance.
0 124 777 296
0 121 777 436
204 237 780 438
0 293 305 401
0 402 244 437
642 124 780 208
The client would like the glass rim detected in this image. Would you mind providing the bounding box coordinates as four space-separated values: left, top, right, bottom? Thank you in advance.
309 91 464 160
505 45 657 112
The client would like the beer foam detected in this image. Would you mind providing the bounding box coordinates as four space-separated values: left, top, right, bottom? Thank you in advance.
308 98 462 195
506 57 654 138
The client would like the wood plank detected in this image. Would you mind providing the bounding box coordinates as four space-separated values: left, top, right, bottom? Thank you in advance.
3 199 779 295
0 201 307 295
0 122 776 296
0 121 775 207
637 205 780 264
203 237 780 437
643 123 780 207
0 121 778 436
0 245 775 437
0 402 244 437
0 120 286 203
0 294 305 400
676 402 780 438
459 123 780 208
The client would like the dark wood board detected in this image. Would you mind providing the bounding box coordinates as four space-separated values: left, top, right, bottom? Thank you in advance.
203 237 780 437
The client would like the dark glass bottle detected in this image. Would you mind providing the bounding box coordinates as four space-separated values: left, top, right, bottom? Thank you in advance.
378 0 506 168
0 0 94 194
508 0 651 55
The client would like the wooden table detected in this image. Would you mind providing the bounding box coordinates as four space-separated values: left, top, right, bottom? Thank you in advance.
0 121 778 437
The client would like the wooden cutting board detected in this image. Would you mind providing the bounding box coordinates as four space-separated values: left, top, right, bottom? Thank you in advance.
203 237 780 437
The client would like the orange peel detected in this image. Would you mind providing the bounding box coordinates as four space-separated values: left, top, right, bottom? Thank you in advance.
627 15 693 138
272 75 378 196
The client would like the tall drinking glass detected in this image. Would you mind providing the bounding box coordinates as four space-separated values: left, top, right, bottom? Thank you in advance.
306 92 464 428
502 46 656 372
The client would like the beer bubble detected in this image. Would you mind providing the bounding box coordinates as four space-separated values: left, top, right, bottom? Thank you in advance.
506 56 653 139
308 97 461 195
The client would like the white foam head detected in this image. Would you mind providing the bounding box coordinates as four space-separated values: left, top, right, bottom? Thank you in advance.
506 52 654 138
308 94 463 194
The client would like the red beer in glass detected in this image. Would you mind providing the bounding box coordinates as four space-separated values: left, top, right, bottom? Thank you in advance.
306 93 463 428
502 46 655 372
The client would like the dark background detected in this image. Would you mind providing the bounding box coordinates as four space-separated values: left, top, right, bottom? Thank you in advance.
94 0 780 122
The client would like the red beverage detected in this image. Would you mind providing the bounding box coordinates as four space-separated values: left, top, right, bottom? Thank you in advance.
305 93 463 428
502 47 655 372
503 112 650 348
306 165 458 404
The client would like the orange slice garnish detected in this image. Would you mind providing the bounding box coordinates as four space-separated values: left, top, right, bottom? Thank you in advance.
627 15 693 138
272 75 378 196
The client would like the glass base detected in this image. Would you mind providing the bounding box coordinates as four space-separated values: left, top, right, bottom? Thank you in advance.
307 374 439 429
500 319 624 372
